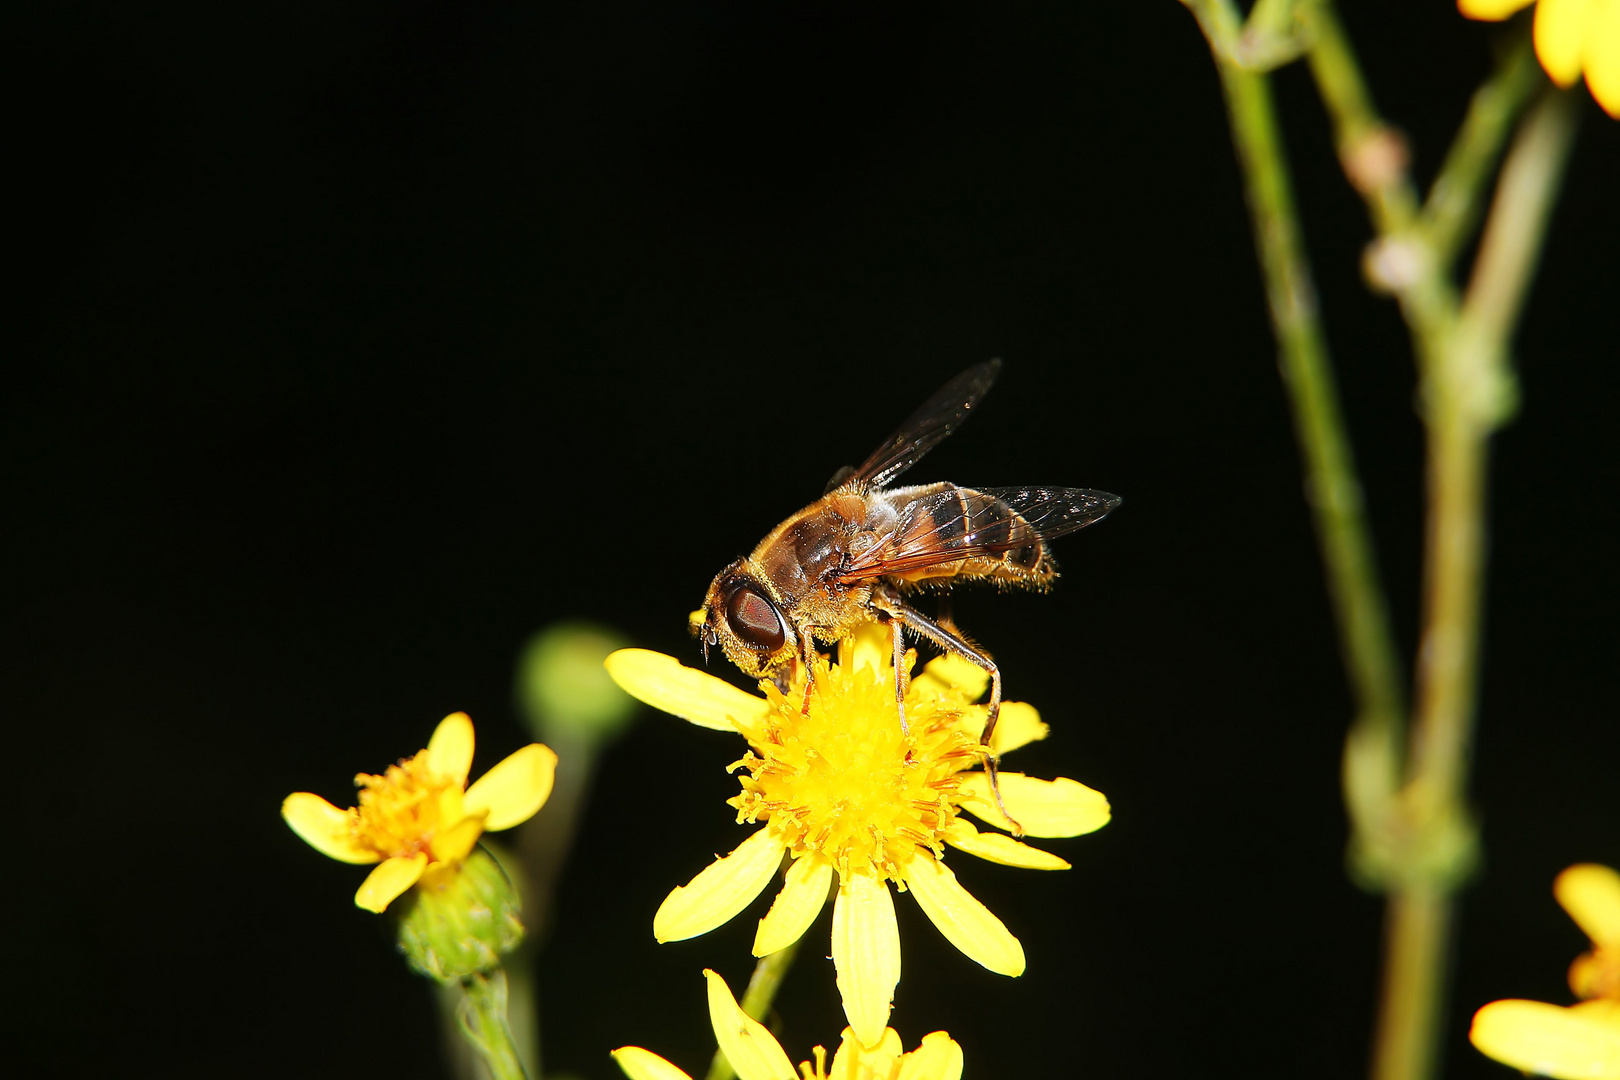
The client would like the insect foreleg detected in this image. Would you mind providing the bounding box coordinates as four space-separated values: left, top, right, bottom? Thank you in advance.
796 623 817 715
870 586 1019 836
886 613 909 734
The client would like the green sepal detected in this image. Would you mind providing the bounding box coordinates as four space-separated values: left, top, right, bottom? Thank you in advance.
395 849 524 983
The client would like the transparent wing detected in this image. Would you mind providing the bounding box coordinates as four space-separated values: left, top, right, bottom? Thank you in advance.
846 359 1002 490
980 486 1122 540
838 485 1120 581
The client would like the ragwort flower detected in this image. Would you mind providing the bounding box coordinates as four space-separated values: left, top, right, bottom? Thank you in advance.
282 712 557 913
1459 0 1620 117
1470 863 1620 1079
604 626 1110 1046
611 968 963 1080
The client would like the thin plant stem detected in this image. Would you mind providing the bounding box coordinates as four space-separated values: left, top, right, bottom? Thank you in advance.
1370 887 1451 1080
1300 3 1457 355
457 970 529 1080
1368 91 1575 1080
1184 5 1578 1080
1294 12 1577 1079
703 939 803 1080
1423 35 1542 269
1183 0 1406 818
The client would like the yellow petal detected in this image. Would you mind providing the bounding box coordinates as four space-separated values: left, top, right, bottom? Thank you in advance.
605 649 770 733
427 712 475 786
429 813 487 864
1585 1 1620 119
704 969 797 1080
944 820 1069 870
1470 998 1620 1080
611 1047 695 1080
897 1032 965 1080
465 744 558 831
957 772 1111 837
355 853 428 912
912 653 989 702
832 873 901 1048
754 853 833 956
1459 0 1537 19
987 702 1047 756
1557 864 1620 947
281 792 378 864
1535 0 1588 86
828 1027 903 1079
846 621 893 680
903 854 1025 977
654 828 786 942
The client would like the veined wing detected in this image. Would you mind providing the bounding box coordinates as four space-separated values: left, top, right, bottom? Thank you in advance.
837 485 1120 581
845 359 1002 490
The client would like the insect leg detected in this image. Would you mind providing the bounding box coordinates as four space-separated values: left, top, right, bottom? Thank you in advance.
870 587 1019 836
888 614 909 734
797 625 817 716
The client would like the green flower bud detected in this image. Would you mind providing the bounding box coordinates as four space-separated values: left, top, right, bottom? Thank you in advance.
395 849 524 982
517 621 636 745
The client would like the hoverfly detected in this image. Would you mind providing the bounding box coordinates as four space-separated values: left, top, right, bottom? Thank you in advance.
694 358 1120 793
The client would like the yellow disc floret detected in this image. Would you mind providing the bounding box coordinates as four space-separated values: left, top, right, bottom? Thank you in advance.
728 648 979 883
348 751 470 862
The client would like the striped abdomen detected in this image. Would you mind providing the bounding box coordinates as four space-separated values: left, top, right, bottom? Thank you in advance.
872 482 1056 588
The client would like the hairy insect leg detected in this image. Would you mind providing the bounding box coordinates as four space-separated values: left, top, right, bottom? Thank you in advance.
886 614 910 734
871 587 1021 836
797 625 818 716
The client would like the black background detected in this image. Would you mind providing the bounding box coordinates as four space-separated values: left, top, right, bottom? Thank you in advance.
8 2 1617 1077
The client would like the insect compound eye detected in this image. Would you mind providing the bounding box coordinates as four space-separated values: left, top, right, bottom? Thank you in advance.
725 586 786 652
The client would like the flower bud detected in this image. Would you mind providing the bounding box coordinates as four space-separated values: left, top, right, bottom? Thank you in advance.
517 621 636 746
396 849 524 982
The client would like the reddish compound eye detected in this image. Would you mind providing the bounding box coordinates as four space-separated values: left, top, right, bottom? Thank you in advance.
726 587 785 652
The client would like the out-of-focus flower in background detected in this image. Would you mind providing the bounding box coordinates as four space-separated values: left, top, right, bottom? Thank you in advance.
611 968 963 1080
282 711 557 913
1459 0 1620 117
605 625 1110 1046
1470 863 1620 1079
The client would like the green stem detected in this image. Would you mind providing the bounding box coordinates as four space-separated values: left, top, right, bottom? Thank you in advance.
1370 888 1451 1080
1301 2 1457 355
1186 7 1578 1080
1185 0 1406 817
1422 35 1542 270
458 970 529 1080
703 940 803 1080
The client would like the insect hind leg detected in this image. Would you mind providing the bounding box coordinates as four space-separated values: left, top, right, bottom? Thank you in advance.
870 587 1021 837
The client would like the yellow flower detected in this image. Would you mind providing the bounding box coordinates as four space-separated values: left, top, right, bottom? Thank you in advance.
604 627 1110 1047
1459 0 1620 118
1470 863 1620 1079
611 969 963 1080
282 712 558 913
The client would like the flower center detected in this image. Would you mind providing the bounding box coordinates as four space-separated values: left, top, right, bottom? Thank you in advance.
349 751 460 860
729 649 981 882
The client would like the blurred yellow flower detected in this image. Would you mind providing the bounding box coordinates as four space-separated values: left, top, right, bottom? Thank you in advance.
1470 863 1620 1079
1459 0 1620 117
604 627 1110 1047
282 712 557 913
611 969 963 1080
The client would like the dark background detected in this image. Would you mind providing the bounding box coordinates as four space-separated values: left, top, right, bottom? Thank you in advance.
8 2 1617 1077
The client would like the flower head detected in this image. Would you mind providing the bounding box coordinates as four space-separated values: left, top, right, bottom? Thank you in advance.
282 712 558 913
604 627 1110 1046
1460 0 1620 118
1470 863 1620 1079
611 969 963 1080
